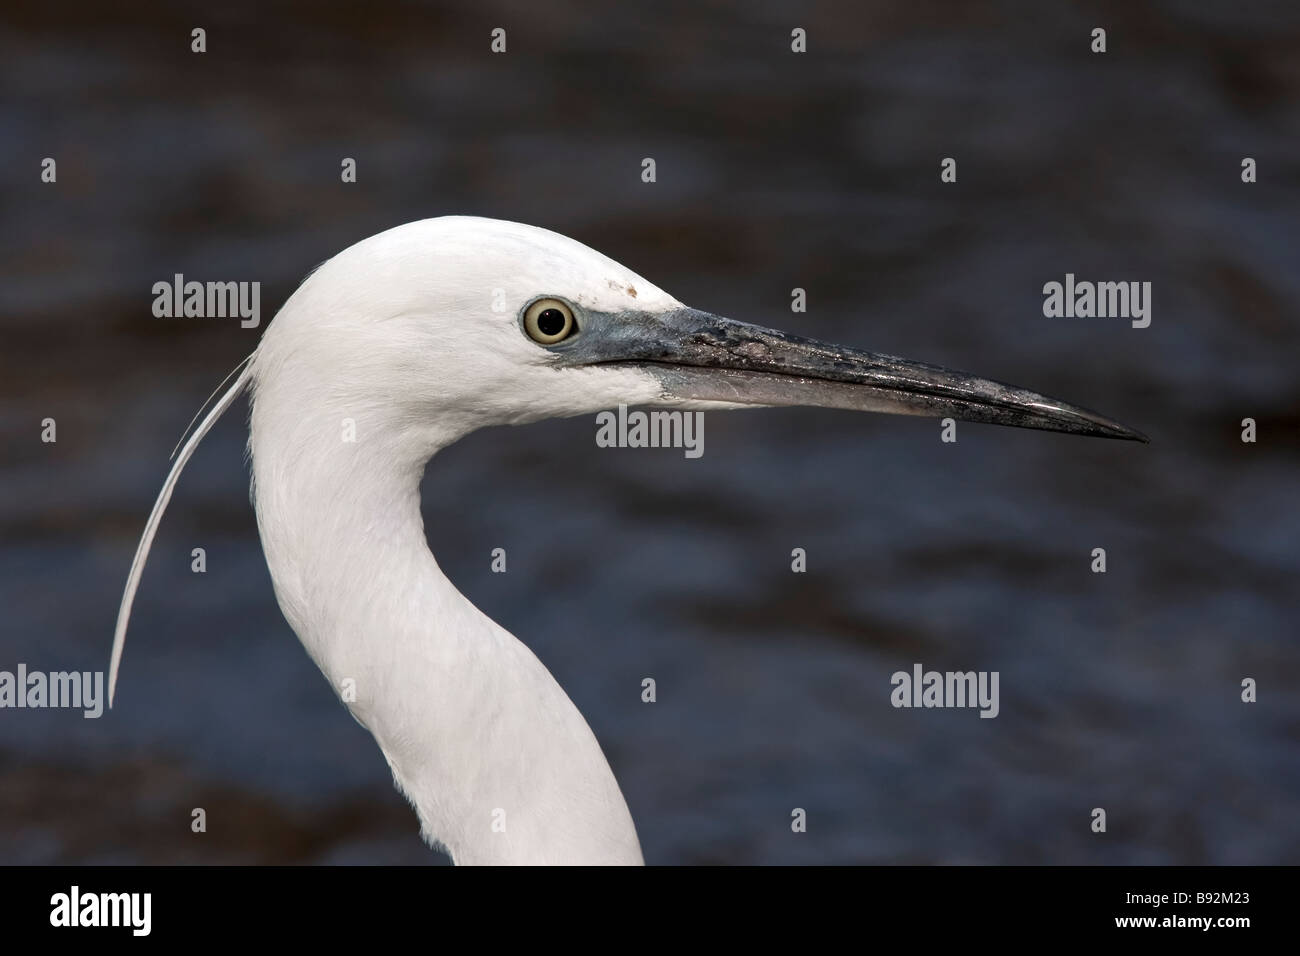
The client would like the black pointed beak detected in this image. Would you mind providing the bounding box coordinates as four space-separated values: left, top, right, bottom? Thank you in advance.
557 307 1147 442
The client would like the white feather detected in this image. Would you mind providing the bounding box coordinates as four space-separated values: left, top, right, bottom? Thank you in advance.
109 356 253 707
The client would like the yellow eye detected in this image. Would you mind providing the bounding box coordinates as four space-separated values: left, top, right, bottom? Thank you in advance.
523 298 576 344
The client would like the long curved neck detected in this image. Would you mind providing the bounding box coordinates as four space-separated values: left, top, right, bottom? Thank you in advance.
248 390 643 865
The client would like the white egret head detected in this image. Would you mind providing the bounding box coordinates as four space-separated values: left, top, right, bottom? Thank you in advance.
251 215 1146 464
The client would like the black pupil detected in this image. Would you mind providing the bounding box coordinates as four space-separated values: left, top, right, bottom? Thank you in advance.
537 308 567 337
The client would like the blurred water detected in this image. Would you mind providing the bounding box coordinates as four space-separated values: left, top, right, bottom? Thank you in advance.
1 1 1298 863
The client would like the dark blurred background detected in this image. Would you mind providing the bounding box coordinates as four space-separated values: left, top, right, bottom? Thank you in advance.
1 0 1297 864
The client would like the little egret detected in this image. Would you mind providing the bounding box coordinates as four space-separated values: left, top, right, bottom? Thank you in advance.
110 216 1145 865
